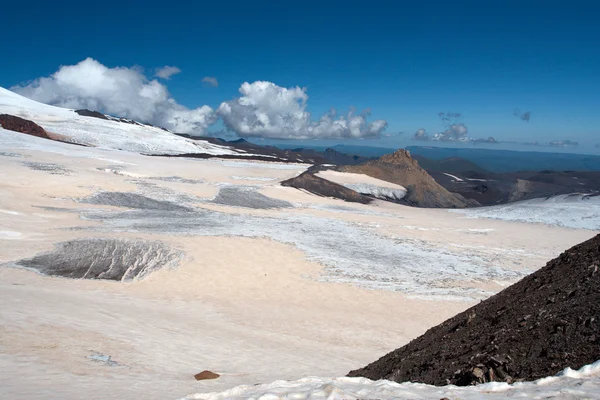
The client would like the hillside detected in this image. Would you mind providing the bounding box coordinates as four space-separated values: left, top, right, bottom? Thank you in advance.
348 234 600 385
342 149 479 208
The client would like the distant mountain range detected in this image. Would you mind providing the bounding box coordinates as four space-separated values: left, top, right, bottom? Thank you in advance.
276 144 600 173
2 86 598 210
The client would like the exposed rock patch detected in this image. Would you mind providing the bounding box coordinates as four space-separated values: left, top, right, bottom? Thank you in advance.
0 114 51 139
14 238 183 281
194 370 220 380
348 234 600 385
281 171 372 204
74 109 109 120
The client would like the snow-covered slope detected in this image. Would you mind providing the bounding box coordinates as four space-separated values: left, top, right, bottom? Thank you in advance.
183 360 600 399
452 193 600 230
0 87 237 155
316 170 407 201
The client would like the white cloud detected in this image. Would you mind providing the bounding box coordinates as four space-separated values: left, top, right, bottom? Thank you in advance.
413 128 429 141
202 76 219 87
155 66 181 80
217 81 387 139
433 123 469 141
12 58 216 134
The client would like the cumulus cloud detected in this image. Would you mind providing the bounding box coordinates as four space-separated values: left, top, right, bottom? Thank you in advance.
12 58 216 134
412 113 495 143
217 81 387 139
433 112 470 142
155 66 181 80
413 128 429 141
513 109 531 122
202 76 219 87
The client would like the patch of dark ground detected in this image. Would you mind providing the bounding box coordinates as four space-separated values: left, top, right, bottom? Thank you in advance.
150 152 296 163
0 114 51 139
348 234 600 386
80 191 193 211
281 171 372 205
211 186 292 209
22 162 75 175
13 238 183 281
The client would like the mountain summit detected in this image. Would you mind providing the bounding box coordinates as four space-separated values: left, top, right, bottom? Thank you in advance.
342 149 479 208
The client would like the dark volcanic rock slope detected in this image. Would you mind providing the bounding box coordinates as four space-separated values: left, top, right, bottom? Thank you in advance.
348 234 600 385
0 114 51 139
281 171 373 204
343 150 479 208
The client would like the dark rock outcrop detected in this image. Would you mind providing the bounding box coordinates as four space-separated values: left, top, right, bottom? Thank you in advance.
194 370 220 380
0 114 51 139
75 109 109 120
14 238 184 281
281 171 372 204
348 234 600 385
342 150 479 208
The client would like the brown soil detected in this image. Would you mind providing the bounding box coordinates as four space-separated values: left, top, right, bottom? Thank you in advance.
0 114 51 139
348 234 600 385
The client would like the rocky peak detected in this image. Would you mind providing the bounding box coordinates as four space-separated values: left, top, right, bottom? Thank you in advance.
379 149 419 168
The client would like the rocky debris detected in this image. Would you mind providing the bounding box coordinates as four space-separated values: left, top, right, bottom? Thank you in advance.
75 109 109 120
81 191 192 211
281 171 373 204
0 114 51 139
150 152 296 163
348 234 600 385
211 186 293 209
342 149 479 208
14 238 184 281
194 370 220 380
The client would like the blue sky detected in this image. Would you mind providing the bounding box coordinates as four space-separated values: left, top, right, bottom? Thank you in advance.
1 0 599 152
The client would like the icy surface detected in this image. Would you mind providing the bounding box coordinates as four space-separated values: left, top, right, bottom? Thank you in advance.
316 170 407 200
211 186 293 209
343 183 407 201
452 194 600 230
81 191 193 211
183 360 600 400
14 238 183 281
0 87 238 155
79 199 523 300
